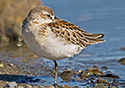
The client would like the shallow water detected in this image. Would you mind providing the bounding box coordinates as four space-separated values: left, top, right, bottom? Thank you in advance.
0 0 125 87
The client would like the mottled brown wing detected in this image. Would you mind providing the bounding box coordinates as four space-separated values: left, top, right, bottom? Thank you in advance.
48 20 105 47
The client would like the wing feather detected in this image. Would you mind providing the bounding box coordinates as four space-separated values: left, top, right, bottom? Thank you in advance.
47 20 105 47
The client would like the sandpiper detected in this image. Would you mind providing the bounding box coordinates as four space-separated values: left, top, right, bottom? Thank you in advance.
22 6 105 86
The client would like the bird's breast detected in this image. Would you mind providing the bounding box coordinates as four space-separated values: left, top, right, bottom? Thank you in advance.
22 24 83 60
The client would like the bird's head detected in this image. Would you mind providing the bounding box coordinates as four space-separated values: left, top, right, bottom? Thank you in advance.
26 6 55 24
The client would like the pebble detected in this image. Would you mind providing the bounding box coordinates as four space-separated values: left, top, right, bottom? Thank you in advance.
4 82 17 88
94 83 109 88
95 78 109 84
60 70 73 81
117 57 125 65
0 63 4 67
104 73 119 78
120 47 125 51
9 63 15 67
17 86 24 88
44 85 55 88
79 66 103 80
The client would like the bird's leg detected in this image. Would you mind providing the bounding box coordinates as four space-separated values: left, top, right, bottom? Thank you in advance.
53 60 58 86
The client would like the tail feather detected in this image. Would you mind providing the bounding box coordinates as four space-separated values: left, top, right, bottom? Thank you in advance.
85 33 105 45
83 32 104 39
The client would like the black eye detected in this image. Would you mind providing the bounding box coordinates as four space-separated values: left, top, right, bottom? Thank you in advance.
46 14 53 19
47 15 51 17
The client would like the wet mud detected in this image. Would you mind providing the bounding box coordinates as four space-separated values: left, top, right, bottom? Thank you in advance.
0 42 125 88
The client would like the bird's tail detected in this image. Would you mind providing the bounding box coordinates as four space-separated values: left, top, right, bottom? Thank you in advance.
83 32 105 45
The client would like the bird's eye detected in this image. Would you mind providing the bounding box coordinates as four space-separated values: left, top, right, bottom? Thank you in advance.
47 15 51 17
46 14 53 19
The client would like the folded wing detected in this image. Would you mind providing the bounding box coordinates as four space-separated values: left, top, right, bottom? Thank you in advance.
48 19 105 48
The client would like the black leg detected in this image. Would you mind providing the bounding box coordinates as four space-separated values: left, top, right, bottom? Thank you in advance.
53 60 58 87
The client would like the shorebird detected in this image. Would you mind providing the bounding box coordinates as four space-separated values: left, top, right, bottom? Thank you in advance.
22 6 105 86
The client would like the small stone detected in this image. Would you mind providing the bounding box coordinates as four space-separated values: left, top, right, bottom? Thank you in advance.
120 47 125 51
104 73 119 78
60 70 73 81
59 85 70 88
80 66 102 80
87 66 101 75
4 82 17 88
94 83 109 88
44 85 55 88
95 78 109 84
117 57 125 65
76 70 82 75
9 63 15 67
100 66 108 70
64 85 69 88
17 42 23 47
93 65 99 70
0 63 4 67
80 70 93 79
39 86 45 88
26 85 32 88
17 86 24 88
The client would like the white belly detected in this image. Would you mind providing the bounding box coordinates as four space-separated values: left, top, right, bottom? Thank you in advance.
22 27 83 60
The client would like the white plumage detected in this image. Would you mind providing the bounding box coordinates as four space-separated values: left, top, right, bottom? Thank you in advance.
23 22 83 60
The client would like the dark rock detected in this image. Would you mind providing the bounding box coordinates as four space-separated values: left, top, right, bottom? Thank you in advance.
120 47 125 51
95 78 109 84
117 57 125 65
79 70 93 80
60 70 74 81
94 83 109 88
87 66 102 75
79 66 104 80
100 66 108 70
104 74 119 78
94 78 110 88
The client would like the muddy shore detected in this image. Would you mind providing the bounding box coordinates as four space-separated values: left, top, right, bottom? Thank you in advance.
0 58 122 88
0 42 124 88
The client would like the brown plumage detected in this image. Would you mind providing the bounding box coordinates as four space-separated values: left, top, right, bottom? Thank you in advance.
48 20 105 47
